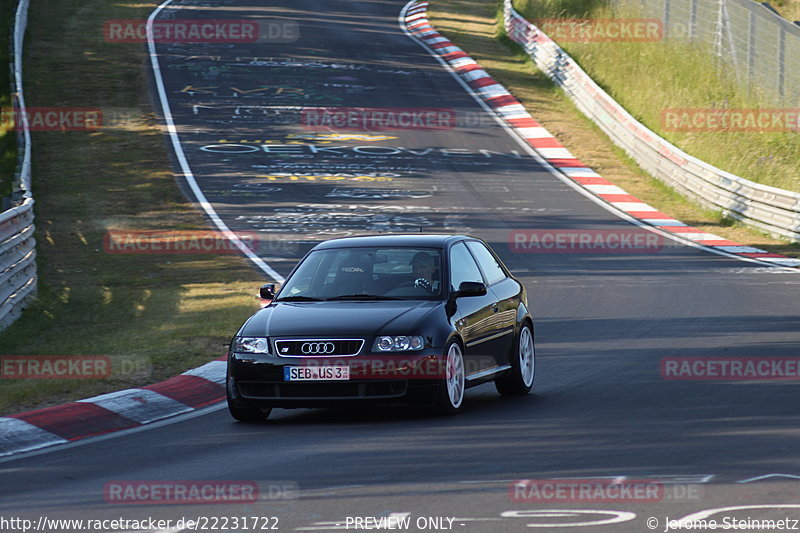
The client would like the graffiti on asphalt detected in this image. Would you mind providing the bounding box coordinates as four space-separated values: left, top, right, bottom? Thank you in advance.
324 187 432 199
233 206 434 233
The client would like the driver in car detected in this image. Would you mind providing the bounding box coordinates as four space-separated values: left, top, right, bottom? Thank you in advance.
409 252 437 293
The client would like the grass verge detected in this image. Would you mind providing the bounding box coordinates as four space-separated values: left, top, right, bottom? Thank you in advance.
0 0 266 415
425 0 800 257
511 0 800 193
769 0 800 20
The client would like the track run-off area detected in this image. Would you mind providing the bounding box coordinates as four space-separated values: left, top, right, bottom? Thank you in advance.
3 0 800 531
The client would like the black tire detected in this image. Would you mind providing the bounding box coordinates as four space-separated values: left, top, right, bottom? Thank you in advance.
495 322 535 396
226 377 271 422
433 340 466 415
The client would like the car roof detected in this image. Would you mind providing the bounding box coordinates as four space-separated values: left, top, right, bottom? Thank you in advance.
312 234 474 250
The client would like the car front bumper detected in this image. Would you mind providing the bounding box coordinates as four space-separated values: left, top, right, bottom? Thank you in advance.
228 351 446 408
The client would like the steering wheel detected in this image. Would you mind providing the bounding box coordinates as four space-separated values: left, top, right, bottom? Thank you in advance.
395 278 434 294
413 278 434 293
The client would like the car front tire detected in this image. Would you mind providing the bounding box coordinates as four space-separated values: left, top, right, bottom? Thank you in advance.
226 376 272 422
495 322 535 396
434 340 465 415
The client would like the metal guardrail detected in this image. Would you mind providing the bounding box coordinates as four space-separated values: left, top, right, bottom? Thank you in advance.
0 0 36 331
504 0 800 242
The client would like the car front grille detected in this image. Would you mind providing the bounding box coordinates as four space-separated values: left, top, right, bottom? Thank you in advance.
274 338 364 357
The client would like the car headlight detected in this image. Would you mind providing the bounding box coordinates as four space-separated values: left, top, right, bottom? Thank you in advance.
373 335 425 352
232 336 270 354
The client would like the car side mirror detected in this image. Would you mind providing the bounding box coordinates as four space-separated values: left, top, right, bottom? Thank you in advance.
259 283 277 300
455 281 487 297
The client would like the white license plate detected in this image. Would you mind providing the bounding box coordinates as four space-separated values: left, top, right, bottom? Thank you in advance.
284 366 350 381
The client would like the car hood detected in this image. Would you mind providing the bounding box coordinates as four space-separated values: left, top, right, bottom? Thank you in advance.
239 300 441 337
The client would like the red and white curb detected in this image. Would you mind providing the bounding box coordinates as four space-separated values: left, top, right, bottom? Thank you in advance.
0 357 226 457
403 1 800 269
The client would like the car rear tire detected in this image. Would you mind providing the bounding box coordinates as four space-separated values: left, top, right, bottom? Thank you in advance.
495 322 535 396
434 340 465 415
226 377 272 422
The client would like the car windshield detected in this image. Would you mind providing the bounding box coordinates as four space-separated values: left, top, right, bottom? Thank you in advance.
276 247 443 301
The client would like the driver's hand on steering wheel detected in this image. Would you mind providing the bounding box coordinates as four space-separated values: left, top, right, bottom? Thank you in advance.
413 277 434 293
409 253 437 294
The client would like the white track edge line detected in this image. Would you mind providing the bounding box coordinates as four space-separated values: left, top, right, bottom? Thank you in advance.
147 0 284 282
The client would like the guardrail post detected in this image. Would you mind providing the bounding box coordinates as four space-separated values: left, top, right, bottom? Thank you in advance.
746 10 756 93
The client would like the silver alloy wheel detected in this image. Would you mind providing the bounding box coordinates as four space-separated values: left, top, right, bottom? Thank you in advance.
519 325 535 387
446 342 465 408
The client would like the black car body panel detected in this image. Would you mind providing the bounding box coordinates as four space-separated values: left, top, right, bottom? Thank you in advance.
238 301 441 338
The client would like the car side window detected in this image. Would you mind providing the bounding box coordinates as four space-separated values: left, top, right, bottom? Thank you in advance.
466 241 507 286
449 242 484 291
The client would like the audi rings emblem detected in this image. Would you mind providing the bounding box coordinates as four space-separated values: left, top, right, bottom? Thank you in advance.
301 342 336 354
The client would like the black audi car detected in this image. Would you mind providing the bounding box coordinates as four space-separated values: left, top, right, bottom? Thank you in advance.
226 234 535 420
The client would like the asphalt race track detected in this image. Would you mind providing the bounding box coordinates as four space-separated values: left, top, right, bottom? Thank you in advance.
3 0 800 531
